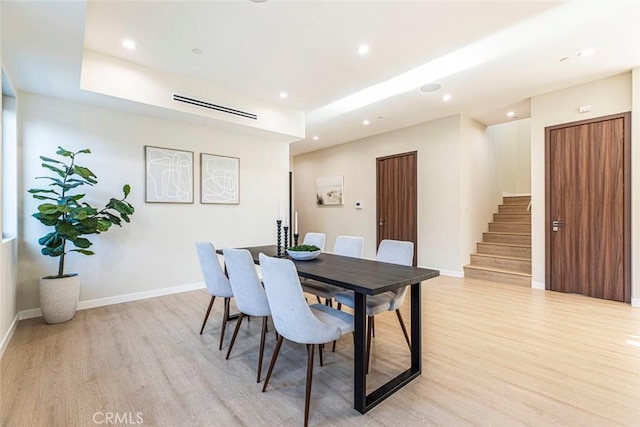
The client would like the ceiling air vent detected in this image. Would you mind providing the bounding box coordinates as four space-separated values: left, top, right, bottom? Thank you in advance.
173 94 257 120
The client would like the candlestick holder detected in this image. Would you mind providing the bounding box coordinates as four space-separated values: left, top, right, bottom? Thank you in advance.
276 220 282 257
293 233 299 246
283 226 289 251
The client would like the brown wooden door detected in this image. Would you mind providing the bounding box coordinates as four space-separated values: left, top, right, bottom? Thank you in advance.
545 113 630 302
376 151 417 265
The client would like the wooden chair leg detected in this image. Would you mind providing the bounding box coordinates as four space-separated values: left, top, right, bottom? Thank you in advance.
366 316 373 374
262 335 284 392
219 297 230 350
305 344 315 427
257 316 268 382
199 296 215 334
395 309 411 350
225 313 244 360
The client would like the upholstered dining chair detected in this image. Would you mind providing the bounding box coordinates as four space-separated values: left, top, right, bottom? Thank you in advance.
222 248 272 383
334 239 414 372
259 253 354 427
302 232 326 251
195 241 234 351
301 235 364 306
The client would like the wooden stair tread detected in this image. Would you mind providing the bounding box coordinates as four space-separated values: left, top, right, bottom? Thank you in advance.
477 242 530 248
463 264 532 277
471 253 531 262
484 232 531 236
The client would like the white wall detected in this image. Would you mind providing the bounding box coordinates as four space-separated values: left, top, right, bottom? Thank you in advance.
530 72 633 292
0 0 21 358
293 115 495 276
632 68 640 307
460 115 500 267
487 118 531 195
17 93 289 311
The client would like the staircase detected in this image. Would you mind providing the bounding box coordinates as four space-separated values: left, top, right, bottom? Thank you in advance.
464 195 532 286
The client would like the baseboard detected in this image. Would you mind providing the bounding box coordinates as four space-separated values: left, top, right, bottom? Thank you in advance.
19 282 206 320
0 313 19 359
531 281 545 290
439 269 464 278
632 299 640 308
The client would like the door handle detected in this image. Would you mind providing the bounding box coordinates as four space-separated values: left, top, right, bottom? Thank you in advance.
552 220 565 232
379 218 385 226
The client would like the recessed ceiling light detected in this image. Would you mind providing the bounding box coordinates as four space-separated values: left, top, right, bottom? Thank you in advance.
357 45 369 55
312 136 319 141
363 119 370 125
507 111 516 117
442 94 452 102
192 48 202 54
250 0 268 3
420 83 442 93
279 92 288 99
122 39 136 50
578 49 594 57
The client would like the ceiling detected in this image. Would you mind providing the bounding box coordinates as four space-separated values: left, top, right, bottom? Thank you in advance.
3 1 639 155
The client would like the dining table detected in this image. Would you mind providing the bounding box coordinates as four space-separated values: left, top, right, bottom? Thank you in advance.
219 244 439 414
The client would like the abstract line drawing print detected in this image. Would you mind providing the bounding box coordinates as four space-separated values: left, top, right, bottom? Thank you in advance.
316 175 343 205
145 146 194 203
201 154 239 204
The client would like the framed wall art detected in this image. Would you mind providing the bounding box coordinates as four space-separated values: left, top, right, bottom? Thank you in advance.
316 175 343 206
200 153 240 204
145 146 194 203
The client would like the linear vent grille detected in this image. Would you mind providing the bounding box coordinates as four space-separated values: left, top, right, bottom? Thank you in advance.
173 94 257 120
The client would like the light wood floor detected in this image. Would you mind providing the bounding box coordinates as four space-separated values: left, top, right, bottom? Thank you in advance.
2 276 639 426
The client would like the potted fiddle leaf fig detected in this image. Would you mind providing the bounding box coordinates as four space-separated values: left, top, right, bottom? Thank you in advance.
29 147 135 324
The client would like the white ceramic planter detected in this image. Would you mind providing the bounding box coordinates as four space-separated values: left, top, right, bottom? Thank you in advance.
39 274 80 324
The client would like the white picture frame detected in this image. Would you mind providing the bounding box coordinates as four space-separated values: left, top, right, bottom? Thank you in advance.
200 153 240 204
145 146 194 204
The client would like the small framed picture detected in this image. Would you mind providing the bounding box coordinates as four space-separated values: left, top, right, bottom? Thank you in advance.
201 153 240 204
316 175 343 206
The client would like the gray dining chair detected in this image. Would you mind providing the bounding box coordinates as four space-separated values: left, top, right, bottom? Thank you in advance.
334 239 414 372
302 235 364 306
195 241 234 350
259 253 354 427
222 248 273 382
302 232 326 250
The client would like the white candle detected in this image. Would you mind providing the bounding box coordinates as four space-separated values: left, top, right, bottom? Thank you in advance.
284 209 289 227
294 211 298 234
277 202 281 220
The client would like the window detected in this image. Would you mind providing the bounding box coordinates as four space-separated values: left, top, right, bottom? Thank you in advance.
2 70 17 240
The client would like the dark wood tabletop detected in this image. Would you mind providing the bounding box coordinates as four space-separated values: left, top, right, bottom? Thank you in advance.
233 245 439 294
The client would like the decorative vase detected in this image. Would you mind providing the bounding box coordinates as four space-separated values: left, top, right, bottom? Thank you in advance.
39 274 80 324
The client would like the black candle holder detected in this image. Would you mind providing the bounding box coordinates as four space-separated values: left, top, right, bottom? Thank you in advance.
293 233 299 246
276 220 282 257
283 226 289 251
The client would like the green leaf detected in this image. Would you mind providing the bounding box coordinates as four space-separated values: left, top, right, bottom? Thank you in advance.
28 189 59 195
42 245 64 257
123 184 131 197
38 232 58 246
32 212 60 226
56 221 78 239
41 163 66 177
38 204 60 215
68 207 88 220
56 147 73 157
77 149 91 154
72 165 97 180
32 195 58 201
113 200 135 215
70 249 94 256
97 219 112 232
40 156 65 165
70 237 92 249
